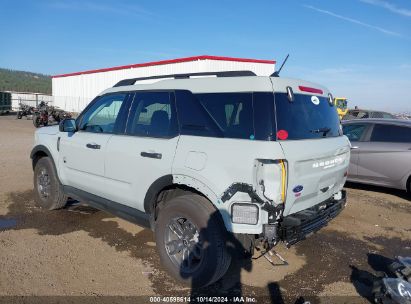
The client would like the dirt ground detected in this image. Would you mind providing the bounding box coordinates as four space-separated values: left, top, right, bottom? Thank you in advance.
0 115 410 303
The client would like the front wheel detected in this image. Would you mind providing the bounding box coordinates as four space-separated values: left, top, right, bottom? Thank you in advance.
155 195 231 287
33 114 41 128
33 157 68 210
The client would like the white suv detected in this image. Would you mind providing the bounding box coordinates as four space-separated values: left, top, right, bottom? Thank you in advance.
31 71 350 287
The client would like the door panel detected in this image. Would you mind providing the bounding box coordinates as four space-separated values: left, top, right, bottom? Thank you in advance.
342 123 369 178
357 142 411 186
349 146 360 177
104 136 179 210
104 91 179 210
58 92 130 197
357 124 411 187
59 132 111 194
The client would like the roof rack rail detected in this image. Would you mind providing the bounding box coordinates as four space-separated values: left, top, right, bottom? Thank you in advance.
113 70 257 87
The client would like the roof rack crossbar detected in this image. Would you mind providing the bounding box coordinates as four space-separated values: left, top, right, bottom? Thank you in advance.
113 70 257 87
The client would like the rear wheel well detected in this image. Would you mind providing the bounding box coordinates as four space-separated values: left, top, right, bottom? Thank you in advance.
152 184 212 226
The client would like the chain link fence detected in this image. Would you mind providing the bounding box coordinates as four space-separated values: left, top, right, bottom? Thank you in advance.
10 94 92 114
10 93 53 111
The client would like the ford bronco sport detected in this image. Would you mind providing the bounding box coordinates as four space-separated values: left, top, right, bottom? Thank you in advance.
31 71 350 287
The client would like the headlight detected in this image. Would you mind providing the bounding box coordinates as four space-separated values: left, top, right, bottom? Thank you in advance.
231 203 259 225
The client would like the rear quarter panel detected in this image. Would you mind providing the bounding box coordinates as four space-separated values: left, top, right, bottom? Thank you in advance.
172 135 285 234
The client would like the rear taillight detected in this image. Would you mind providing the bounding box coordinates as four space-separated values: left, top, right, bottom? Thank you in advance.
279 160 287 203
298 86 323 95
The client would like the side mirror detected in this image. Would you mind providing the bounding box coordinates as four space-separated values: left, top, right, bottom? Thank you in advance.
59 118 77 133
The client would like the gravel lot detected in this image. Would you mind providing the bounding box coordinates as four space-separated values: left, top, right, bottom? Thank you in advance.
0 115 410 303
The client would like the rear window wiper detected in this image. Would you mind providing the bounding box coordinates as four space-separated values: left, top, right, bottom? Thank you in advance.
310 127 331 136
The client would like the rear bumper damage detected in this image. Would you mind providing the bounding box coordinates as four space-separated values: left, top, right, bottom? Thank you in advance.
277 190 347 246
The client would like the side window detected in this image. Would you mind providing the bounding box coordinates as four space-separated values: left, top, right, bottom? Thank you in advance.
342 124 367 141
175 90 222 138
79 93 128 133
195 93 254 139
370 124 411 143
126 91 178 138
175 91 275 140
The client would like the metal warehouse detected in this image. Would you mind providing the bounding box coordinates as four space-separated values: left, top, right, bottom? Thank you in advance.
52 55 276 113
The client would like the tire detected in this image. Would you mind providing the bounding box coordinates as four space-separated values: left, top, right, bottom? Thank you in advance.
155 194 231 287
33 157 68 210
17 112 22 119
33 114 41 128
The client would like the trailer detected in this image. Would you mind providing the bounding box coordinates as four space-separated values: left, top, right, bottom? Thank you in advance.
0 92 12 115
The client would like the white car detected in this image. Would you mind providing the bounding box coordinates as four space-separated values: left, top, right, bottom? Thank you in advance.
31 71 350 287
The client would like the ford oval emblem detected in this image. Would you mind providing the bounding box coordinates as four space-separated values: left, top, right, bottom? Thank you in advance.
293 185 304 193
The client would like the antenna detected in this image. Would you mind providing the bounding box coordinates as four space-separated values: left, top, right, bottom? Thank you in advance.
271 54 289 77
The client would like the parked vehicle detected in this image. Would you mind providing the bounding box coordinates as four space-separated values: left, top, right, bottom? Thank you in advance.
33 101 49 128
31 71 350 287
334 97 348 120
342 108 395 120
32 102 72 127
0 91 12 115
16 103 36 119
342 119 411 192
49 106 72 123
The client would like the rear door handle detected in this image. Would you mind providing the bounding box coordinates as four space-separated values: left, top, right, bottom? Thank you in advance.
140 152 162 159
86 143 101 149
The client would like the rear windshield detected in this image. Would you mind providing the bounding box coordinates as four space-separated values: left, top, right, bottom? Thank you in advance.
336 99 347 110
275 93 342 140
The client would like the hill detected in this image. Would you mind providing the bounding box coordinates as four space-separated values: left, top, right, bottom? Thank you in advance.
0 68 51 94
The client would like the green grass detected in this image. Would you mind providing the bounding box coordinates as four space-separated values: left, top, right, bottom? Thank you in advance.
0 68 51 94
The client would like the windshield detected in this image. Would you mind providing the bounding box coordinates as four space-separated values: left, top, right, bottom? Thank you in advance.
275 93 342 140
336 99 347 110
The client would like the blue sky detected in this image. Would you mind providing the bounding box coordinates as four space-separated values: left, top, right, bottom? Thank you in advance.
0 0 410 112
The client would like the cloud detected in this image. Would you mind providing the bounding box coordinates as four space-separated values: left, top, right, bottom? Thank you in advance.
359 0 411 17
303 4 402 37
